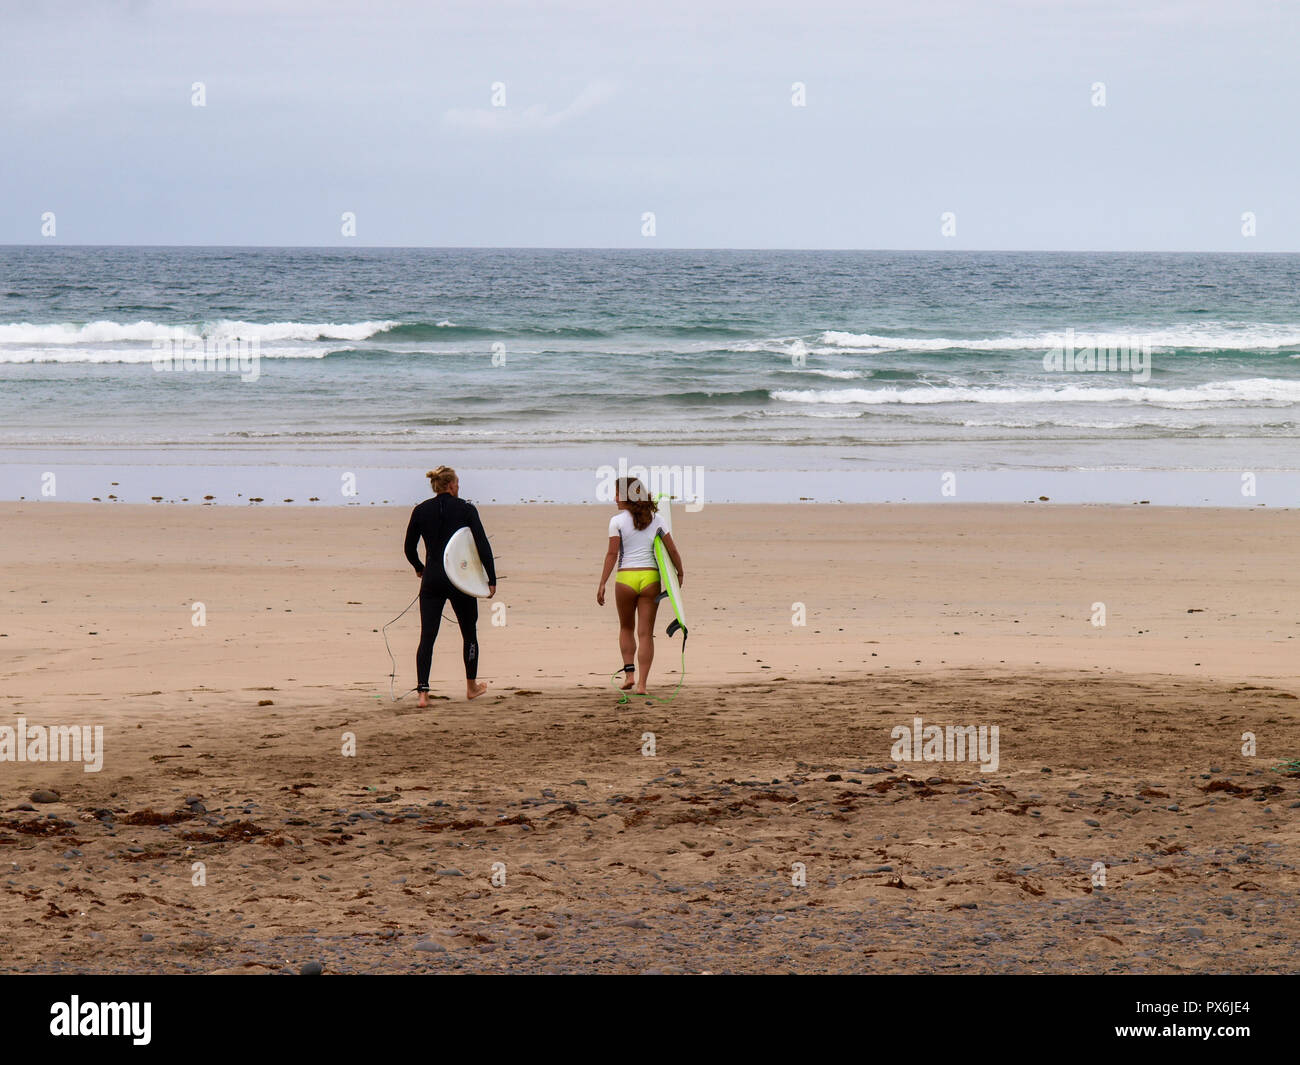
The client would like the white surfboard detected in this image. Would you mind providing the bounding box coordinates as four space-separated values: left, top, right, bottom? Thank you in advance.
443 526 492 598
657 493 674 534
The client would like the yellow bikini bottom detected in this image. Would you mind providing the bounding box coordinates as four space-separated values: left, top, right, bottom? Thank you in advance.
616 569 660 594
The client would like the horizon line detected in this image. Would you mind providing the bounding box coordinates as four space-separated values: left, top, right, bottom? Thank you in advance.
2 243 1297 255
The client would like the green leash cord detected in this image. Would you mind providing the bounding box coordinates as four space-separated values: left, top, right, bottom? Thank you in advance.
609 636 687 705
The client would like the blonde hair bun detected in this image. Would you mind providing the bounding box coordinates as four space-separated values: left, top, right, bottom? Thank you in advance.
428 466 457 493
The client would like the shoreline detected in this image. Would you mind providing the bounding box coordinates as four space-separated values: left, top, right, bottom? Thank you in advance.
3 460 1299 508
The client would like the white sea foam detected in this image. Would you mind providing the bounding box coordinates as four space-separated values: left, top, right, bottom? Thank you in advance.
770 378 1300 407
785 368 865 379
0 319 400 346
0 346 331 365
958 418 1202 430
818 324 1300 353
728 337 891 357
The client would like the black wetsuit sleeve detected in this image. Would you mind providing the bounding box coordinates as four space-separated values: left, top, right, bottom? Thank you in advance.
466 504 497 585
404 507 424 576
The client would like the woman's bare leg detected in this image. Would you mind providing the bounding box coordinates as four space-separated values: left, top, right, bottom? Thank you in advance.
615 582 638 689
634 588 660 695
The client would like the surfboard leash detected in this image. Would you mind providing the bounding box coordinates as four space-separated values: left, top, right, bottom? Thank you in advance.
382 582 493 702
383 590 422 702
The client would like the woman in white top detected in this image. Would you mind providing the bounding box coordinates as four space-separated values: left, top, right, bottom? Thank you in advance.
596 476 685 695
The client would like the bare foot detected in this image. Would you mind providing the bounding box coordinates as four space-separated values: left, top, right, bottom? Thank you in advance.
417 691 429 708
621 672 635 691
634 687 648 696
467 680 488 700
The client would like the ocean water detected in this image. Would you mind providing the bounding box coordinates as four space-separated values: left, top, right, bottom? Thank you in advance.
1 247 1298 502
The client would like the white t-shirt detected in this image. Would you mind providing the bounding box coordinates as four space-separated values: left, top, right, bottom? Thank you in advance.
608 509 667 569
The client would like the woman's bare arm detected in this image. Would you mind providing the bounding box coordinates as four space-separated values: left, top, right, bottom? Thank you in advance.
597 535 620 604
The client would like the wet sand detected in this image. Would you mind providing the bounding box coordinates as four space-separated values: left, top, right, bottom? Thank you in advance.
1 502 1297 973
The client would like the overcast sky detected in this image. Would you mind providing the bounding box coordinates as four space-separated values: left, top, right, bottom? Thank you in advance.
2 0 1298 250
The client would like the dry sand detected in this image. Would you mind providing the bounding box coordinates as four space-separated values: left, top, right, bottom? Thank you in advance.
1 501 1297 973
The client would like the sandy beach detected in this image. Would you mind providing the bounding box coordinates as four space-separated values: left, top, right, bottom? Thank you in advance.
1 501 1297 973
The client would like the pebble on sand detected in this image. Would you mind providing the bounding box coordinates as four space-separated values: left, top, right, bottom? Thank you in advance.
30 790 61 804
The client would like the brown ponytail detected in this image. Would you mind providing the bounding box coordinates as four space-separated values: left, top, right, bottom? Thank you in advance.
427 466 457 494
616 476 658 530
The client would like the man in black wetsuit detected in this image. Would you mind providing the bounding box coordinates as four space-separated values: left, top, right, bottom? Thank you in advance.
403 466 497 706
